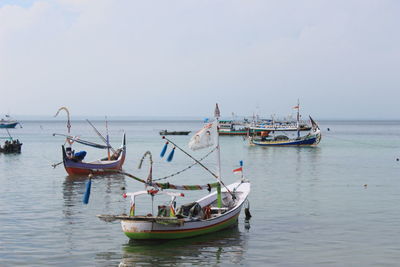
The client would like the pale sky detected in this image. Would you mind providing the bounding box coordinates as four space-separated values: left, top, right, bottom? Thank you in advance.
1 0 399 119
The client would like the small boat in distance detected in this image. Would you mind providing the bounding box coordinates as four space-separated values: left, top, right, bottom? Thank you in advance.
218 120 252 136
249 101 321 146
159 130 191 135
0 115 21 129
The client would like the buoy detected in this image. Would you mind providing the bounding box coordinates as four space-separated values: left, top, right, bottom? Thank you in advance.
83 174 93 204
167 147 175 162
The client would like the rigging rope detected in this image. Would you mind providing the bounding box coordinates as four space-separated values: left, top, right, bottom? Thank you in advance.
116 170 219 191
153 146 217 182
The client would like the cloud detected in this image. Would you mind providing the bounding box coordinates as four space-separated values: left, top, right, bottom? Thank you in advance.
1 0 399 118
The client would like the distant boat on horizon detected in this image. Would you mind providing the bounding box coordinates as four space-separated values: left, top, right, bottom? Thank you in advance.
0 114 21 129
159 130 191 135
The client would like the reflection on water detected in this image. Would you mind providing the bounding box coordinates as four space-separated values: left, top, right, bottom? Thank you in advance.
114 226 247 266
62 173 126 214
61 173 128 258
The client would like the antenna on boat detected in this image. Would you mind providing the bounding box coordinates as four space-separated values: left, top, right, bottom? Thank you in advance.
105 116 110 160
294 99 300 138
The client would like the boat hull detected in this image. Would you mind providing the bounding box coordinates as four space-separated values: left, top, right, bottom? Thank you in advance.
122 211 240 239
62 134 126 175
0 122 19 128
64 152 125 175
64 154 125 175
159 131 191 135
251 132 321 146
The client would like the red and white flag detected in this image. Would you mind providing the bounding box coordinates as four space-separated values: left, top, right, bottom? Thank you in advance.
233 167 242 174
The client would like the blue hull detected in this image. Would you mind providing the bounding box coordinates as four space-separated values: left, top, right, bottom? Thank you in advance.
251 134 320 146
0 122 18 128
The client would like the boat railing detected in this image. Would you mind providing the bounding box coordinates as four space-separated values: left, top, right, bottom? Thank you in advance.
123 190 185 217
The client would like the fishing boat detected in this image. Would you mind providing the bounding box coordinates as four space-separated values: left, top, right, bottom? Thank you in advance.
53 107 126 175
249 102 321 146
0 129 22 153
159 130 191 135
219 118 310 136
0 115 20 129
59 134 126 175
218 120 252 136
97 104 251 240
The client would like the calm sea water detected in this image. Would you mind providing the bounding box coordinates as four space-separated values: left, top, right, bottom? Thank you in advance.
1 120 400 266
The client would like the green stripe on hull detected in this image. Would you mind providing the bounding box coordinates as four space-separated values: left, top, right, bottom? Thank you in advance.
124 215 239 240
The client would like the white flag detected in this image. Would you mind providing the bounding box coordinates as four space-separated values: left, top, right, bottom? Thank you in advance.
188 120 218 151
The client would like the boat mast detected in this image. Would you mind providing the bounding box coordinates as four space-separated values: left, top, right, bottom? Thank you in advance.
215 104 223 208
105 116 110 160
296 99 300 138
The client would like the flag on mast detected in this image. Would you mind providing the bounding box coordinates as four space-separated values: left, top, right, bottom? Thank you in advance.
233 167 243 174
188 120 218 151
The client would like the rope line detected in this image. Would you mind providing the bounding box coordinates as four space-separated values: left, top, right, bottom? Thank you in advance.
153 146 217 181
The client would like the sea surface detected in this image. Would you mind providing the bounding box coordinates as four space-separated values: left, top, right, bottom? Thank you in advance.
1 120 400 266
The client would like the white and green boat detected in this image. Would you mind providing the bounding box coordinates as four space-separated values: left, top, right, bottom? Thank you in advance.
97 104 251 240
103 181 250 240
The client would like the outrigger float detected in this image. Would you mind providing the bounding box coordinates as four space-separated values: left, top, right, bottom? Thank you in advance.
53 107 126 175
96 104 251 240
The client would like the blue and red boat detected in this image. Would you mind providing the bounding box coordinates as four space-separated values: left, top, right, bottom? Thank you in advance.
249 115 321 146
0 115 21 129
53 106 127 175
61 133 126 175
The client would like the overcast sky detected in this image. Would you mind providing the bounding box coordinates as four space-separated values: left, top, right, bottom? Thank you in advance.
1 0 399 119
